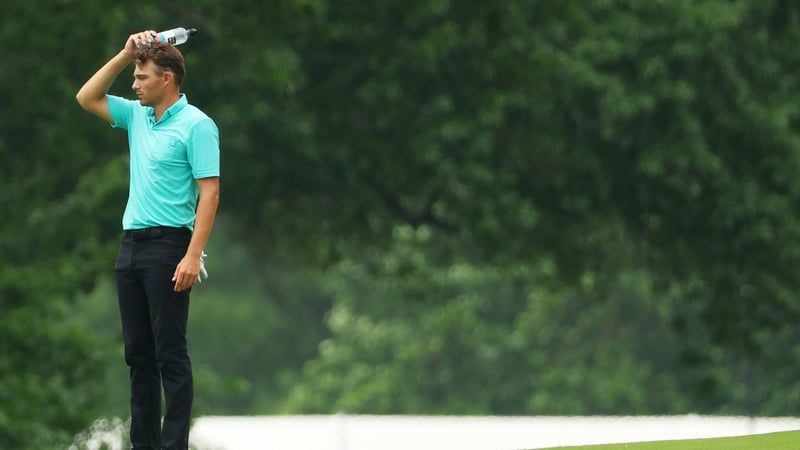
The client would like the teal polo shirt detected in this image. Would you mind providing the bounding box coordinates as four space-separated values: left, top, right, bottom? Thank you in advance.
107 94 220 230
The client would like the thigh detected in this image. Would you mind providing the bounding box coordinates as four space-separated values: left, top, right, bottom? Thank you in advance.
116 240 155 360
137 236 192 355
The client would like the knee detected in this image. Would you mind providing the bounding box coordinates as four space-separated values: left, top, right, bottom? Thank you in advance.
156 346 191 371
124 343 157 368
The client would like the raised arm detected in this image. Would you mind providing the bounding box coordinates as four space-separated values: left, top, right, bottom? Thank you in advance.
75 30 156 122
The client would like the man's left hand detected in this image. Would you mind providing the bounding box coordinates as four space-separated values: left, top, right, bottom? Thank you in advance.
172 255 201 292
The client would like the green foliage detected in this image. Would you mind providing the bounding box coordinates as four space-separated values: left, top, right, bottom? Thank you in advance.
6 0 800 443
283 226 684 415
186 219 332 414
199 0 800 359
0 2 133 445
214 0 800 416
0 305 107 448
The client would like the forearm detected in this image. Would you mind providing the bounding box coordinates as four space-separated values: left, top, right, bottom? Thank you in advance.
76 50 132 106
186 182 220 258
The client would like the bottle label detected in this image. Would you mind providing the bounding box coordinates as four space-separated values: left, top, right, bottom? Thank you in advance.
156 31 177 45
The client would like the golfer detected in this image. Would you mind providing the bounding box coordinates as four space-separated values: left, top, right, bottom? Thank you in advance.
76 29 220 450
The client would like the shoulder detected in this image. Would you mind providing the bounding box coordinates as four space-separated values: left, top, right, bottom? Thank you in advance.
178 102 212 123
183 104 218 133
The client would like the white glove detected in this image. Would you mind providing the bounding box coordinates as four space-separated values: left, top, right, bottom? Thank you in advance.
197 251 208 283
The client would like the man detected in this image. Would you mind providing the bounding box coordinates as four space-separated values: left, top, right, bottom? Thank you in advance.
76 30 220 450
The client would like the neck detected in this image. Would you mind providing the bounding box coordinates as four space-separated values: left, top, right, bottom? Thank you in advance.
154 91 181 122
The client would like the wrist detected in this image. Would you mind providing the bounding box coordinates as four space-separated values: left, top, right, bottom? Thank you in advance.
185 248 204 259
118 49 135 63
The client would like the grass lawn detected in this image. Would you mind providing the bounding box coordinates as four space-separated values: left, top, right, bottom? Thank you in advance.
537 430 800 449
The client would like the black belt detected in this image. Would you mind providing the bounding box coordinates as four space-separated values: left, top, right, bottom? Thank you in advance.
124 226 191 240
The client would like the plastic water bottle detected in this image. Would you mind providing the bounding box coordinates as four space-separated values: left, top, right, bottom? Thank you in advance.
151 27 197 46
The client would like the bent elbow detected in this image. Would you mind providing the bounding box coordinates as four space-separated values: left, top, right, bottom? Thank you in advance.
75 90 91 110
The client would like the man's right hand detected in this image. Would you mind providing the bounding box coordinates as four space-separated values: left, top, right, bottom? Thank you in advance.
124 30 158 58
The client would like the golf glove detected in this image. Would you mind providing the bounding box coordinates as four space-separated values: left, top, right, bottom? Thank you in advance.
198 251 208 283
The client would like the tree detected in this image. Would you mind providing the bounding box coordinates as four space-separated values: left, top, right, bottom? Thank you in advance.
199 0 800 414
0 1 186 445
6 2 800 443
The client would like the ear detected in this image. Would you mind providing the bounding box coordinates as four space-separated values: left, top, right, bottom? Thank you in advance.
163 71 174 86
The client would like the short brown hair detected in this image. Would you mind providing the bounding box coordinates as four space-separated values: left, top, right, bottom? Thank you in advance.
135 43 186 85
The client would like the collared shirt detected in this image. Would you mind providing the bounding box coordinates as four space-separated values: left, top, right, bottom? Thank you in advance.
107 94 220 230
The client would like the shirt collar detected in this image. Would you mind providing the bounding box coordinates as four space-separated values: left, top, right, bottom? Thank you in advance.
147 94 188 123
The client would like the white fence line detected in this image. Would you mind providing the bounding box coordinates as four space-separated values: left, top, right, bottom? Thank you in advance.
189 415 800 450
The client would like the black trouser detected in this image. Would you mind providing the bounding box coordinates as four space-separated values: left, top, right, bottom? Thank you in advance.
115 226 193 450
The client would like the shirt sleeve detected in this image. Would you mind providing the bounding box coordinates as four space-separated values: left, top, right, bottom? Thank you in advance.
187 118 221 179
106 95 135 130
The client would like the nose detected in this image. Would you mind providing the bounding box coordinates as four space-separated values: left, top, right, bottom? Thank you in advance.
132 80 139 90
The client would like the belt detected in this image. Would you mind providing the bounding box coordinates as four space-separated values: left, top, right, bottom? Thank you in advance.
124 226 191 240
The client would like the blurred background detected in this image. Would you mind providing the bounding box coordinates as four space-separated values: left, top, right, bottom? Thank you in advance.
4 0 800 447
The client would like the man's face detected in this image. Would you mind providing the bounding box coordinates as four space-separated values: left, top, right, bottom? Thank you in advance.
131 60 166 106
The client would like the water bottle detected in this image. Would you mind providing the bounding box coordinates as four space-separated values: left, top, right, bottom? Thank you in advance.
151 27 197 46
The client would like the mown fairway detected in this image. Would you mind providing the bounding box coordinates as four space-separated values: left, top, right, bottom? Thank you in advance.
539 430 800 449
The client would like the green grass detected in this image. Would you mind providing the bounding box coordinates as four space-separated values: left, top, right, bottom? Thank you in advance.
538 430 800 449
